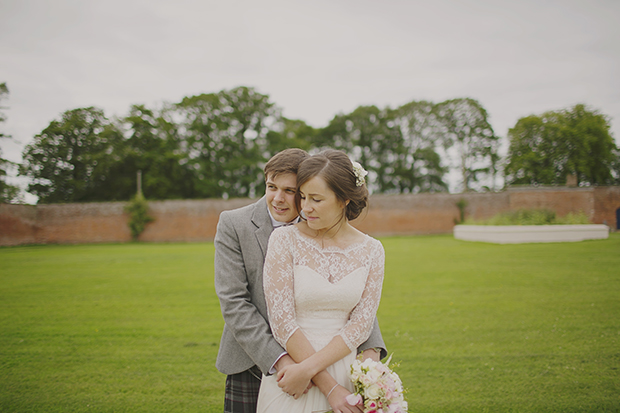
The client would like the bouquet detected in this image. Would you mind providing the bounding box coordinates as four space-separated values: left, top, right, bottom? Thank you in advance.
344 355 408 413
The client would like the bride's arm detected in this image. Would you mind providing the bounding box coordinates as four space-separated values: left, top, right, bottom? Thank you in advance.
279 330 363 413
338 240 385 352
264 230 358 409
279 239 386 388
278 330 350 391
277 240 385 399
263 230 342 395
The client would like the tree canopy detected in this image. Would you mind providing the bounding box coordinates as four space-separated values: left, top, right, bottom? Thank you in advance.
19 107 124 203
505 104 619 186
15 86 617 204
171 86 280 199
433 98 499 191
0 82 20 203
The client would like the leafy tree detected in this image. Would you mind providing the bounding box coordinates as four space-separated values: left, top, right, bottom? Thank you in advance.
0 83 9 140
172 86 280 198
109 104 195 200
392 100 447 193
265 117 315 155
434 98 499 192
505 104 620 186
19 107 124 203
0 82 20 203
316 105 405 193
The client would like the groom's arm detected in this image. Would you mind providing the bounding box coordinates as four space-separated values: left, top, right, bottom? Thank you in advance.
214 211 285 375
357 317 387 360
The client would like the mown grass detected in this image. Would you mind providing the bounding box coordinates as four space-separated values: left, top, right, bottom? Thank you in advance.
1 234 619 412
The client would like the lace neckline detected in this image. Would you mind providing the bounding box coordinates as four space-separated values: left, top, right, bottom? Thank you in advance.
291 224 371 253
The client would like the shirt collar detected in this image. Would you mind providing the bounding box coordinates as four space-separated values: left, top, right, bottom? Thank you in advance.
268 208 299 228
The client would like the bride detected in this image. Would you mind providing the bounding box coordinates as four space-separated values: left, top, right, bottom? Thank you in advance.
256 150 385 413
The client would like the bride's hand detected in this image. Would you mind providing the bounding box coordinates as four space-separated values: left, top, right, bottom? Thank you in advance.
276 363 312 399
327 385 363 413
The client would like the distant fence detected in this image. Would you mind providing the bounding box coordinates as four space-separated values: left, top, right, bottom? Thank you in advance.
1 186 619 246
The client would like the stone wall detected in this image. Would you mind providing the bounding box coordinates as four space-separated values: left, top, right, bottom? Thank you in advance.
1 186 619 246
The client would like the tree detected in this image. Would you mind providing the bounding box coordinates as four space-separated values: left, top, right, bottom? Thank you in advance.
172 86 280 199
0 83 9 140
505 104 619 186
0 82 20 203
265 117 315 155
433 98 499 192
392 100 448 193
109 104 195 200
19 107 124 203
316 105 405 193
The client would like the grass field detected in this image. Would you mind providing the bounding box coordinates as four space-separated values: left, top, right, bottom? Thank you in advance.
1 234 619 412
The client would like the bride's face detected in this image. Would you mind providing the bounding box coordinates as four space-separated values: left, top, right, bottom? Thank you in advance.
299 176 346 232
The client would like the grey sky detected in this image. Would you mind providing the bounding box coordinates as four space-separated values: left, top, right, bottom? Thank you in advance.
1 0 619 194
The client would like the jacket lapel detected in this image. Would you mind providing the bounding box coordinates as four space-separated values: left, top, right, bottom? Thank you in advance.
252 196 273 258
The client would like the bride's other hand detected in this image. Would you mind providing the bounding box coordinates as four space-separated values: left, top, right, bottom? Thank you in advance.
276 363 312 399
327 385 363 413
358 347 380 362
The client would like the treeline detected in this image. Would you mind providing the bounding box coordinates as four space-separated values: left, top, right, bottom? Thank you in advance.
0 82 19 203
17 86 502 203
3 85 620 204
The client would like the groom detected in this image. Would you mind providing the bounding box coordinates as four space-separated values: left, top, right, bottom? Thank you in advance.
214 148 387 413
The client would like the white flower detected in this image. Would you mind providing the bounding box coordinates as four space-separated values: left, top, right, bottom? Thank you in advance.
351 160 368 187
347 356 408 412
364 383 382 400
360 358 376 370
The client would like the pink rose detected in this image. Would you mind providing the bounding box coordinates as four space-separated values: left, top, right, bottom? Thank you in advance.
346 393 363 406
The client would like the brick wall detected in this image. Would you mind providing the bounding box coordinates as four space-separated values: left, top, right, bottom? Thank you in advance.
0 204 38 246
1 187 619 246
593 186 620 228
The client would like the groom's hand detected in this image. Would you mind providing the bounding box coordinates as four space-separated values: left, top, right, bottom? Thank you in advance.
275 354 314 394
274 354 295 373
276 363 312 399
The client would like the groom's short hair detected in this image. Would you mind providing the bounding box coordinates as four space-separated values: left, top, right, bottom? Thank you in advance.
264 148 309 180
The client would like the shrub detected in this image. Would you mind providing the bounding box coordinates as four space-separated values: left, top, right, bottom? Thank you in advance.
125 193 154 240
464 209 591 225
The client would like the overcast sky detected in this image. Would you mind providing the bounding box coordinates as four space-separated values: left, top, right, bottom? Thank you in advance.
1 0 619 197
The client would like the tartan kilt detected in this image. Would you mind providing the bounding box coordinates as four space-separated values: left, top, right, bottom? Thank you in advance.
224 365 263 413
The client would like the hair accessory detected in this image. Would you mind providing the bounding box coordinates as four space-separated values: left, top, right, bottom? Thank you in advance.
351 161 368 187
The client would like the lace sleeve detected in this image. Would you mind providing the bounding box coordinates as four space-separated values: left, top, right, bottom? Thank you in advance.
339 239 385 351
263 227 299 349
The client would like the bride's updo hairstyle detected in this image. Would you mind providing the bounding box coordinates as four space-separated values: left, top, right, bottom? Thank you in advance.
296 149 369 221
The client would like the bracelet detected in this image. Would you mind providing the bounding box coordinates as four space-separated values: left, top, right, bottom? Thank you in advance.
326 383 339 399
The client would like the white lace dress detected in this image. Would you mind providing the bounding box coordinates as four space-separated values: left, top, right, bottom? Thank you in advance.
256 225 385 413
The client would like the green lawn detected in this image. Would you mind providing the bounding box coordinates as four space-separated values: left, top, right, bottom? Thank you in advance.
1 234 619 412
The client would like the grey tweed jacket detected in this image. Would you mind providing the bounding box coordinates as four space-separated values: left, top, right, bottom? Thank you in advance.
214 197 386 376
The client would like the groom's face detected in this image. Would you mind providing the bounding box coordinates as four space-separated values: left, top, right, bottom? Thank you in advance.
265 173 298 223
